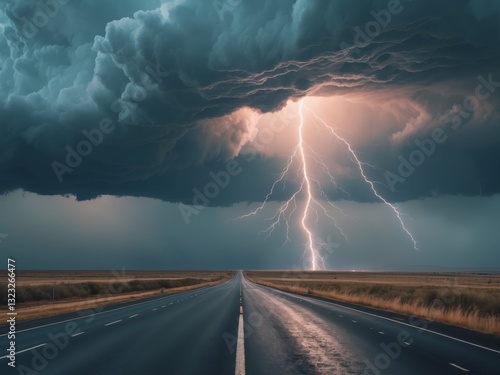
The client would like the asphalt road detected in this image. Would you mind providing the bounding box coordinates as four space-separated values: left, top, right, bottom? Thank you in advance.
1 272 499 374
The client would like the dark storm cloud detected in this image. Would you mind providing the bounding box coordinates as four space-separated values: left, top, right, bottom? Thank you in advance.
1 0 499 204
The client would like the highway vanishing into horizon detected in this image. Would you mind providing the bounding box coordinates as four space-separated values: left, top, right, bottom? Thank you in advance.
1 272 499 374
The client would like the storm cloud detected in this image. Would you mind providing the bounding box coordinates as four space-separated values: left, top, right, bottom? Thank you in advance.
1 0 500 204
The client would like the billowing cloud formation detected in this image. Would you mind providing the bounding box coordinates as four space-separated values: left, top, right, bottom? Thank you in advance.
1 0 499 204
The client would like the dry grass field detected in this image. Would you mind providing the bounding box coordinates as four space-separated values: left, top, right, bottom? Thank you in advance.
4 270 230 286
0 270 234 322
246 271 500 334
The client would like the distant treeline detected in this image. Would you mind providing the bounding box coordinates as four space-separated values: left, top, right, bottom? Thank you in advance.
0 277 219 305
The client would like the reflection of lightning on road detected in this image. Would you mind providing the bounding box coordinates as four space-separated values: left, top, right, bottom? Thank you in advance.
240 99 418 270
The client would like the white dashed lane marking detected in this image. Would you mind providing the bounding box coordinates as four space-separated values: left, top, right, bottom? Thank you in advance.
0 344 47 360
105 320 122 327
450 363 469 372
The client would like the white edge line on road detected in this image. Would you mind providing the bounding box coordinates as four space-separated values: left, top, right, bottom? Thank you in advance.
129 314 138 318
71 332 85 337
104 320 122 327
450 363 469 372
256 282 500 355
0 280 230 337
0 343 46 360
235 312 245 375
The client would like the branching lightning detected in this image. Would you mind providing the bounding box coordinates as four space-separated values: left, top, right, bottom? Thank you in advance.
240 99 418 270
307 108 419 252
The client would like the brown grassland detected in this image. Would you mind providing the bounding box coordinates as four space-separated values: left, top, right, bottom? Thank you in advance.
0 270 234 322
246 271 500 334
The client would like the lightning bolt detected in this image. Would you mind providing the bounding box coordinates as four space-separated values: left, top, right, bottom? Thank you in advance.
298 101 319 270
305 107 419 251
240 99 419 270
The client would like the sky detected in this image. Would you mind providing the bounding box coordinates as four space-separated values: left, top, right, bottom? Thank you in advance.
0 0 499 270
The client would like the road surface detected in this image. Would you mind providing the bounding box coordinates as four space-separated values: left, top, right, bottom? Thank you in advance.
1 272 499 374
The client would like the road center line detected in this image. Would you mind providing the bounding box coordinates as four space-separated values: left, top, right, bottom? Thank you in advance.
129 314 138 318
71 332 85 337
235 309 245 375
105 320 122 326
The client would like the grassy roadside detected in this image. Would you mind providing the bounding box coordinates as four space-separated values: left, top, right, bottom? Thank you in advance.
246 272 500 335
0 273 233 322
